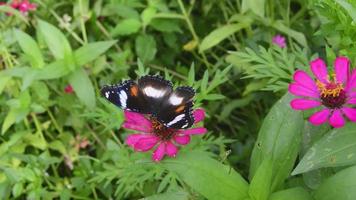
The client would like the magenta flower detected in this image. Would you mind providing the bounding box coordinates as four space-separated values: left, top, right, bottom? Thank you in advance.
64 84 74 94
289 57 356 128
10 0 36 14
124 109 207 162
272 34 286 48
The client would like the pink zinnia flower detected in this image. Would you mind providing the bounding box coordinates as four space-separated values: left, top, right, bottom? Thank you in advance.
124 109 207 162
272 34 286 48
10 0 36 13
64 85 74 94
289 57 356 128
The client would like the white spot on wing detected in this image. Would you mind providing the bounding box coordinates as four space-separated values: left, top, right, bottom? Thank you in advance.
105 92 109 98
119 90 127 108
181 123 188 128
169 94 184 106
143 86 167 98
167 114 184 127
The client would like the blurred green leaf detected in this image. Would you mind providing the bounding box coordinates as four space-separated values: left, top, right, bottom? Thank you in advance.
241 0 265 17
111 19 141 36
335 0 356 23
249 157 273 200
37 19 73 60
135 34 157 63
163 151 249 200
145 190 189 200
69 68 96 108
14 29 44 69
315 165 356 200
150 19 181 33
36 59 70 80
272 21 307 48
249 93 304 191
269 187 313 200
0 6 28 24
141 7 157 27
74 40 116 66
199 23 249 52
0 75 10 95
293 123 356 175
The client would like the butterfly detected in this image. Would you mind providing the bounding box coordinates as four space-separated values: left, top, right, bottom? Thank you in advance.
100 75 195 129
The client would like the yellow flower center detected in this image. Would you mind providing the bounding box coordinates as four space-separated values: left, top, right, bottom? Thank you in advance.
316 74 347 108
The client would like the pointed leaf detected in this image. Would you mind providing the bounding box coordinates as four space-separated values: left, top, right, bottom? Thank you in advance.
249 157 273 200
199 23 249 52
315 165 356 200
163 151 249 200
69 68 96 108
249 93 304 191
293 123 356 175
14 29 44 68
74 40 116 66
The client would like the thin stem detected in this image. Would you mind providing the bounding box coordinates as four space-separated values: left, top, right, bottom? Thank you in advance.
95 20 122 52
177 0 212 68
79 0 88 43
86 124 105 149
50 9 85 45
47 109 63 134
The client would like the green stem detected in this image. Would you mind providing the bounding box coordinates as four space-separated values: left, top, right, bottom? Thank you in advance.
79 0 88 43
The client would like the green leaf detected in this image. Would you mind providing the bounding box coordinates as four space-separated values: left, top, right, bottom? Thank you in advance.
150 19 181 33
269 187 313 200
335 0 356 23
241 0 265 17
38 19 72 60
163 151 249 200
272 21 307 48
111 19 141 36
69 68 96 108
135 34 157 63
187 63 195 86
0 74 10 95
292 123 356 175
249 157 273 200
249 93 304 191
145 190 189 200
315 165 356 200
74 40 116 66
12 182 23 198
36 59 71 80
14 29 44 69
199 23 249 52
141 7 157 27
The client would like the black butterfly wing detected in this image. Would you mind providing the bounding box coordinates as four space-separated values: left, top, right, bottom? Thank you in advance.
157 86 195 129
100 80 150 113
138 75 173 115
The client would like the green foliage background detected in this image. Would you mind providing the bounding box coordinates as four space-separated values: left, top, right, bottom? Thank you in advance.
1 0 356 199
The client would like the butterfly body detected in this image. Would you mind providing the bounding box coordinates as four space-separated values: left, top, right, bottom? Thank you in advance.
101 75 195 129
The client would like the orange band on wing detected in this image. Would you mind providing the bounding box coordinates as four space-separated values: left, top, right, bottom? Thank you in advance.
130 85 139 96
175 105 185 113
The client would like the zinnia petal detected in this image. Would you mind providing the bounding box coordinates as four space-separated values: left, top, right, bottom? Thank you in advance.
310 58 328 83
290 99 321 110
193 109 205 123
293 70 318 91
122 122 151 132
180 127 207 135
342 107 356 122
309 109 330 125
346 69 356 91
133 136 159 152
334 56 350 84
347 98 356 104
165 141 178 157
329 110 345 128
174 135 191 145
124 111 151 127
126 134 148 147
152 143 166 162
288 83 319 98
